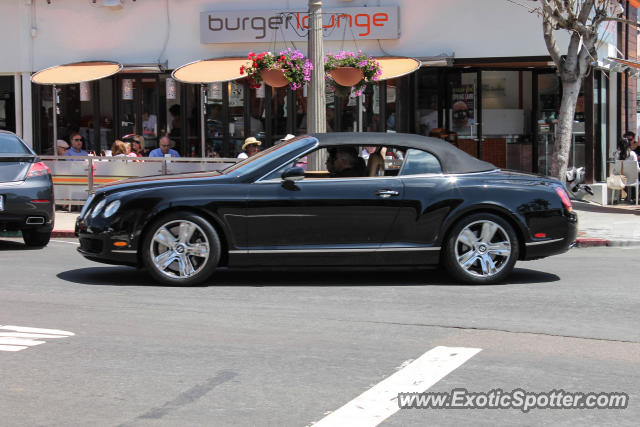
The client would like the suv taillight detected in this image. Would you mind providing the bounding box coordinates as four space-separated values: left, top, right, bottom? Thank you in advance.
555 186 572 212
26 162 50 179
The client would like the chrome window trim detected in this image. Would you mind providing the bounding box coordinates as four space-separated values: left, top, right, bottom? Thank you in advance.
254 142 498 184
256 142 319 182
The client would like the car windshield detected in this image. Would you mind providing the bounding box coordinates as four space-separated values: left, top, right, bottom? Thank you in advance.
0 134 30 155
221 136 312 175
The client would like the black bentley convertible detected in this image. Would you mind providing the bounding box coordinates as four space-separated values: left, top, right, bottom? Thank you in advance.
76 133 577 285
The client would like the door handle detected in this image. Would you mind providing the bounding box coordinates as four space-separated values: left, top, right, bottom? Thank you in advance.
376 189 399 198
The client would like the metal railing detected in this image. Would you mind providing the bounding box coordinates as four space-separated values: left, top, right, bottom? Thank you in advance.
40 156 238 206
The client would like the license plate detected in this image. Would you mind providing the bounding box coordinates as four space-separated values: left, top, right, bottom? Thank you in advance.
0 195 3 211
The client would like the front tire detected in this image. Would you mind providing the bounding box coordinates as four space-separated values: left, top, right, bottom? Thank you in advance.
141 211 221 286
443 213 519 285
22 229 51 248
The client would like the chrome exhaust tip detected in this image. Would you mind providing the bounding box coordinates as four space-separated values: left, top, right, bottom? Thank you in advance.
25 216 45 225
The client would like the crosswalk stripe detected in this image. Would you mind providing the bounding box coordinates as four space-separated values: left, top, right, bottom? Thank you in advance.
312 346 481 427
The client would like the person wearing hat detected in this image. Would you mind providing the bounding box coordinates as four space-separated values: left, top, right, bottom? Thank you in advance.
279 134 295 144
56 139 69 156
238 137 261 159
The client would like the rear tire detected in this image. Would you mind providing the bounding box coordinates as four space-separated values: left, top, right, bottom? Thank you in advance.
22 229 51 248
442 213 519 285
141 211 221 286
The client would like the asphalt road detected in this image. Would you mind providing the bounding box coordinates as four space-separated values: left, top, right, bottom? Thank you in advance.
0 238 638 426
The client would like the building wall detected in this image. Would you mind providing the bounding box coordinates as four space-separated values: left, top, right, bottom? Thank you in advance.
0 0 565 73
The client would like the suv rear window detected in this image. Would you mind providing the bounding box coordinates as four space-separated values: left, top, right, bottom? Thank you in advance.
0 134 30 155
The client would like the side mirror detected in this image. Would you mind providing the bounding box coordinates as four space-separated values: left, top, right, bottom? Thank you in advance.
281 166 305 182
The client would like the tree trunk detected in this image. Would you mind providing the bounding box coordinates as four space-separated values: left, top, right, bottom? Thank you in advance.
551 78 582 184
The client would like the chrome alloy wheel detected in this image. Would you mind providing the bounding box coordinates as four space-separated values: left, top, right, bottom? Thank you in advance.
454 220 512 278
149 220 210 279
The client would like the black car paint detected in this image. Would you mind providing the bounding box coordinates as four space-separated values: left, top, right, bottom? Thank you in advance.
0 134 54 235
76 134 577 269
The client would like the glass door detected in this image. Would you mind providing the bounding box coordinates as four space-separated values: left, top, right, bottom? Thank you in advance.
444 71 480 157
117 75 163 152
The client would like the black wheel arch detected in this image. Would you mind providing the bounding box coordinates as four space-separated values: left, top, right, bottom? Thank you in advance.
134 205 231 268
438 203 528 261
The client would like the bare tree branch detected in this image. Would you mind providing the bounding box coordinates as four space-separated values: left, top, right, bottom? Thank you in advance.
543 15 565 70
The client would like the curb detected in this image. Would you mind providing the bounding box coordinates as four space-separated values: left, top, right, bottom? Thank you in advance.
0 230 77 238
574 238 640 248
51 231 77 238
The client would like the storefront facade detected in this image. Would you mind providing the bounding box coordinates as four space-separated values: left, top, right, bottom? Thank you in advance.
0 0 637 182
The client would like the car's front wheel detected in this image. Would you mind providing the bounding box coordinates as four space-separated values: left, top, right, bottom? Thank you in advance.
443 213 519 285
22 229 51 248
141 211 221 286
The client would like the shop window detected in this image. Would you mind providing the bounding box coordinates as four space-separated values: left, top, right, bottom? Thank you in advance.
0 76 15 132
416 70 440 136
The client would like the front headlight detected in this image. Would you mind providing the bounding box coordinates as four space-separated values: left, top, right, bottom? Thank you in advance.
90 199 107 218
80 194 95 219
103 200 121 218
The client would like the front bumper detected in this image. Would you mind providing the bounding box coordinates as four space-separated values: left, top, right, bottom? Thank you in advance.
76 212 139 267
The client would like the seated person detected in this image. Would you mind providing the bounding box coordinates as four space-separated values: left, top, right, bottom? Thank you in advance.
327 147 366 178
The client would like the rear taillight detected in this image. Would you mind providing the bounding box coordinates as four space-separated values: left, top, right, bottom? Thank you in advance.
26 162 50 179
555 186 572 212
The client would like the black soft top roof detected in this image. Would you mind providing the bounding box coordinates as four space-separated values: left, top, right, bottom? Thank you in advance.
308 132 496 174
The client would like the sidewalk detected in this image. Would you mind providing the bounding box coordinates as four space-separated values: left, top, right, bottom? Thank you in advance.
572 201 640 247
52 210 79 238
47 201 640 246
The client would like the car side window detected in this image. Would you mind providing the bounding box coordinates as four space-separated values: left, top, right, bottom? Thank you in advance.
399 149 442 176
0 134 30 154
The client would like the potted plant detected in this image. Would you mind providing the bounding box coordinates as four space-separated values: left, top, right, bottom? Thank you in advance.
324 50 382 96
241 49 313 90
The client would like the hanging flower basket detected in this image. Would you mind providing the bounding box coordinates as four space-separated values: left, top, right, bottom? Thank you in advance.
260 69 288 88
329 67 364 87
324 51 382 96
242 49 313 91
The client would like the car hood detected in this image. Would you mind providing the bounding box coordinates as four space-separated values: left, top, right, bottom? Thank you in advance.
95 170 235 194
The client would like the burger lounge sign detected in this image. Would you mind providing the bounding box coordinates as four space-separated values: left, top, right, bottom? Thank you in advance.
200 7 399 43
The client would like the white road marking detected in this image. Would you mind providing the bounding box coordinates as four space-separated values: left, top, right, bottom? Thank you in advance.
0 325 74 352
312 346 481 427
0 337 45 346
0 332 72 339
51 239 79 245
0 325 74 336
0 345 27 352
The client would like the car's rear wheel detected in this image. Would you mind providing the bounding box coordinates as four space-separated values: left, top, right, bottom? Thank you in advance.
443 213 518 285
141 212 221 286
22 229 51 248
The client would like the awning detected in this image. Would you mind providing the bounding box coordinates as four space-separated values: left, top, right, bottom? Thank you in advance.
171 57 251 84
31 60 122 85
374 57 421 81
630 0 640 9
595 57 640 76
607 57 640 70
